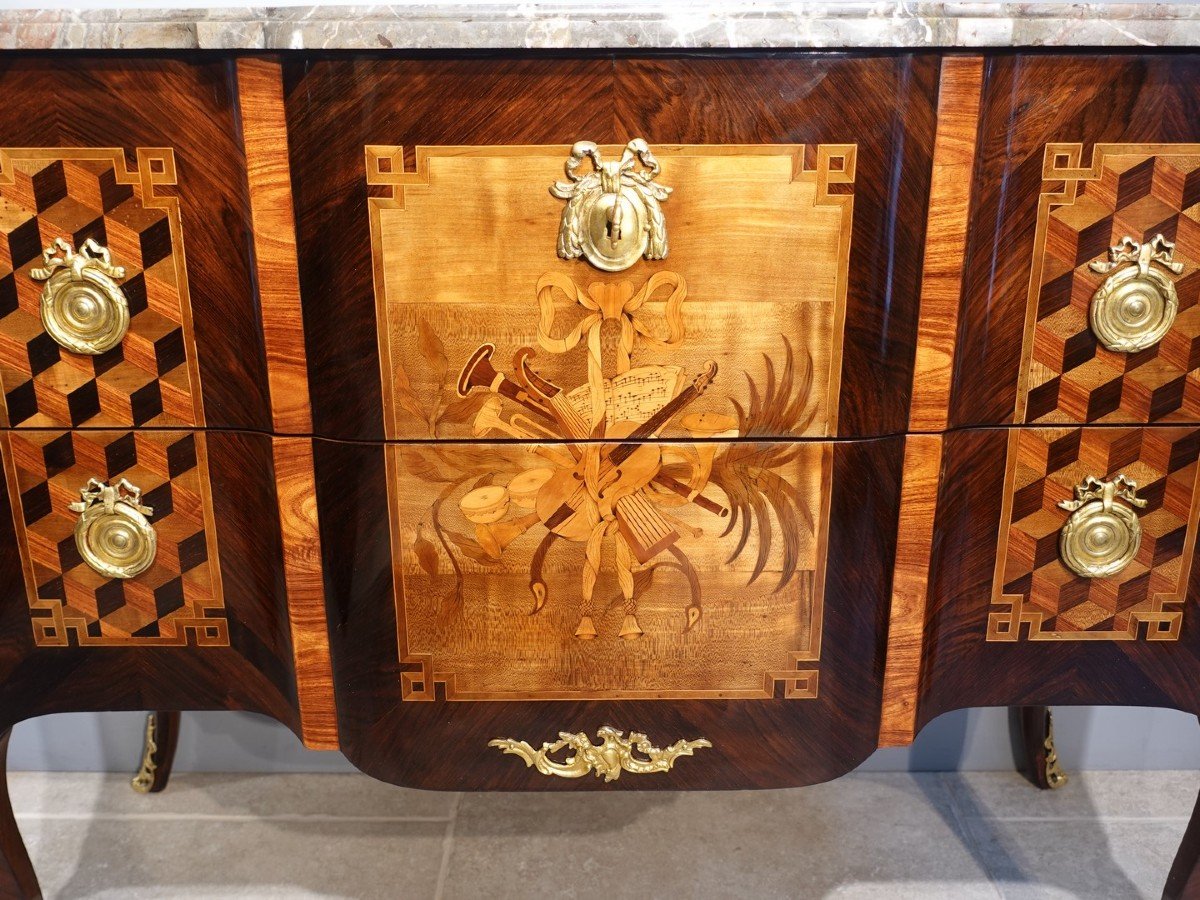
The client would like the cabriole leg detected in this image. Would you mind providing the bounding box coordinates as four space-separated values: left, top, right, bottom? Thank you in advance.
130 711 181 794
1011 705 1068 790
0 730 40 899
1163 730 1200 899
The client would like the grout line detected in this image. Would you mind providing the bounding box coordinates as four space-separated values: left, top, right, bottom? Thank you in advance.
12 812 455 824
433 793 463 900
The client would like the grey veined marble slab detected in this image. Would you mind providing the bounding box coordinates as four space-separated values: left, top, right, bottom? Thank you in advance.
3 2 1200 51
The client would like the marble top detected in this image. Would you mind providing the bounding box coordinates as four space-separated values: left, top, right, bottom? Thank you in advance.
2 2 1199 51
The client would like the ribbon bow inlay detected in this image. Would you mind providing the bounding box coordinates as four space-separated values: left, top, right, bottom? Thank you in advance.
535 271 687 431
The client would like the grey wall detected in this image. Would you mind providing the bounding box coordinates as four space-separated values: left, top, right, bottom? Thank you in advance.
7 705 1199 774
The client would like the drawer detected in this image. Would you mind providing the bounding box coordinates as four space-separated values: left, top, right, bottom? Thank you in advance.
942 55 1200 429
314 434 903 789
914 425 1200 734
0 58 274 431
285 54 931 787
285 54 939 440
0 429 302 734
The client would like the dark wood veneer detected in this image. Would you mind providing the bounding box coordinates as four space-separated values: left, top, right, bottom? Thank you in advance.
0 430 302 738
950 54 1200 427
0 47 1198 896
0 56 274 431
284 53 937 440
916 425 1200 733
314 434 904 790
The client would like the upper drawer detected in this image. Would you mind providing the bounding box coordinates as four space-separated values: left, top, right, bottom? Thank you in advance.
0 57 273 431
284 55 938 440
947 54 1200 429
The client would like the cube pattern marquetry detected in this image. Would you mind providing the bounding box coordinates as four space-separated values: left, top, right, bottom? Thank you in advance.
989 426 1200 641
1 429 227 647
0 149 202 429
1023 146 1200 425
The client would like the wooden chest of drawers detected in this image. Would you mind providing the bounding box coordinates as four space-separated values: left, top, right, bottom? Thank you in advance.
1 46 1200 897
286 54 934 789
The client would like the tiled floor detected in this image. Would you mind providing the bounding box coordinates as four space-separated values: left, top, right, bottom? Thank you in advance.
8 770 1197 899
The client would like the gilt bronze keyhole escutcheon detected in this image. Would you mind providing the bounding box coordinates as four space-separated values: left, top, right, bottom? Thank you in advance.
1088 234 1182 353
31 237 130 355
550 139 672 272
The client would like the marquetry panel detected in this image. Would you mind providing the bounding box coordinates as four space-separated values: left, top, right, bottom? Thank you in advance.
988 426 1200 642
0 149 203 429
1018 144 1200 426
367 144 854 442
0 429 226 647
388 439 830 701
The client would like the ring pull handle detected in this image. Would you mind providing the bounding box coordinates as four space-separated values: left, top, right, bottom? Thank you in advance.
1087 233 1182 352
32 238 130 355
69 477 157 580
1057 474 1147 579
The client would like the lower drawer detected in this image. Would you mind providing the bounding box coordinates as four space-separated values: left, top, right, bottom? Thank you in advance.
314 436 904 790
0 429 302 736
916 425 1200 734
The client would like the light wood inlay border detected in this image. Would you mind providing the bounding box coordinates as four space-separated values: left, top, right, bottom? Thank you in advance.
236 57 313 434
908 56 984 433
880 434 943 746
272 437 338 750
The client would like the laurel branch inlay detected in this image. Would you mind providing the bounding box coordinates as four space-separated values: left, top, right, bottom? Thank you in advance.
367 143 854 700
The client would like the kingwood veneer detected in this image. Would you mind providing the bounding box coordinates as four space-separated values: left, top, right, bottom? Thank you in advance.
0 50 1196 898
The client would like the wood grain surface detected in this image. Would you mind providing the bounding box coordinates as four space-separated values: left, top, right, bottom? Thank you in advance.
950 54 1200 427
909 56 983 433
0 428 302 740
281 52 936 789
917 425 1200 733
386 440 829 701
1015 143 1200 427
0 148 206 432
917 55 1200 738
367 143 854 442
880 433 942 746
987 426 1200 641
8 49 1200 814
237 57 313 435
272 437 337 749
0 429 227 647
315 432 903 789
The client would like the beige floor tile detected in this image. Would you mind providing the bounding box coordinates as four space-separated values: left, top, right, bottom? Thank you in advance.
948 770 1200 822
957 816 1185 900
9 771 458 821
18 814 449 900
444 774 1001 900
5 772 1191 898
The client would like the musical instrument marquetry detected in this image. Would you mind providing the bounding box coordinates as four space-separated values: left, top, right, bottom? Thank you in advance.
3 28 1200 897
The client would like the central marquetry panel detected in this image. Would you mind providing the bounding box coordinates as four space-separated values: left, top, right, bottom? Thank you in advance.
390 440 827 700
367 144 854 441
368 143 854 701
